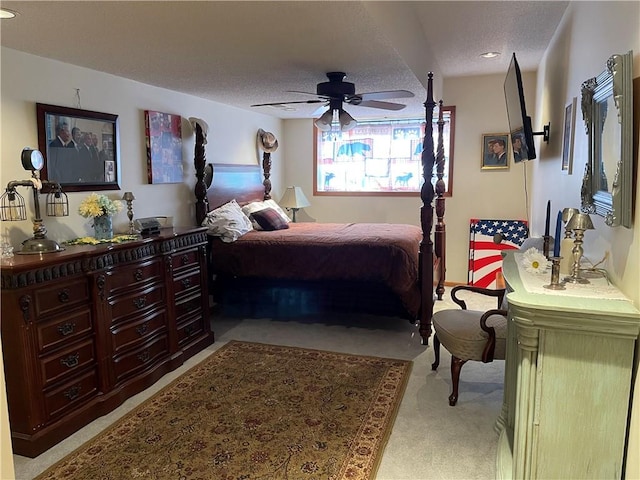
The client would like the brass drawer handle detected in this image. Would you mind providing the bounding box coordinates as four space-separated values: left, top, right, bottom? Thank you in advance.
58 289 70 303
135 323 149 336
57 322 76 336
63 385 81 401
184 324 195 336
181 278 191 288
181 254 189 266
137 349 150 363
133 296 147 309
60 353 79 368
134 269 143 281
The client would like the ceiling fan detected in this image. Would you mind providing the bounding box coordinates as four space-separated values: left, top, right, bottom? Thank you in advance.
250 72 414 132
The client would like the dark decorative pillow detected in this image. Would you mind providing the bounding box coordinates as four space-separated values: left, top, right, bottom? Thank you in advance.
250 207 290 231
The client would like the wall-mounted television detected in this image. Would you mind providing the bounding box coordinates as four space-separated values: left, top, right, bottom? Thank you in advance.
504 52 549 162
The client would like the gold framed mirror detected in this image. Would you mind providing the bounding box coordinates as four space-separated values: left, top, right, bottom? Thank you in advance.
580 50 633 228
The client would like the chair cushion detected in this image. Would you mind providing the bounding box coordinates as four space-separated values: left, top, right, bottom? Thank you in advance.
432 309 507 362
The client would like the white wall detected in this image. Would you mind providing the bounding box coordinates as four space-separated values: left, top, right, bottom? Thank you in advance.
0 48 284 244
442 73 535 283
530 3 640 478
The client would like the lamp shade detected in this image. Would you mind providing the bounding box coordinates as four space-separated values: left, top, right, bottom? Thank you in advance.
338 109 357 131
314 109 334 132
565 212 594 231
562 207 580 224
279 186 310 209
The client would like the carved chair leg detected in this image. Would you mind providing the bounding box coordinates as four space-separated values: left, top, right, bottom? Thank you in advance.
449 356 467 406
431 335 441 370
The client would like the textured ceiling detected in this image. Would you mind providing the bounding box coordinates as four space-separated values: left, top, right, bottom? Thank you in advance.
1 1 569 120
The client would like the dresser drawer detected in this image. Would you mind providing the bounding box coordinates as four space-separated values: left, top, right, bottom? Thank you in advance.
171 248 200 273
36 308 93 354
110 309 168 356
108 258 164 295
109 283 165 325
34 278 89 318
177 316 205 348
44 367 99 420
40 339 96 387
173 269 202 297
175 293 203 323
112 334 169 384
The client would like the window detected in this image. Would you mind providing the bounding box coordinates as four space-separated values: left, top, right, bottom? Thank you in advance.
314 106 455 196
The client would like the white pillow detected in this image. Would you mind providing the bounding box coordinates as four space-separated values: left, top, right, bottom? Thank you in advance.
241 199 290 230
201 199 253 242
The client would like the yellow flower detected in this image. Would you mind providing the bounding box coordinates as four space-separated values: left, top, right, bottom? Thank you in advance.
78 193 123 218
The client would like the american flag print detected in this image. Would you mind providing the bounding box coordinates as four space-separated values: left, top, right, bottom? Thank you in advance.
468 219 529 288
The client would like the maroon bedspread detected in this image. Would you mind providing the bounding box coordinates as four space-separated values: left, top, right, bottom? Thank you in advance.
208 222 422 318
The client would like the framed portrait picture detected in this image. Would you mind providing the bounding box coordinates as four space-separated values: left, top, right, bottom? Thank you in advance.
561 97 577 174
36 103 120 192
481 133 510 170
144 110 183 184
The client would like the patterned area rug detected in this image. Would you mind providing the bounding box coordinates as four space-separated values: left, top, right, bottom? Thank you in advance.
36 341 412 480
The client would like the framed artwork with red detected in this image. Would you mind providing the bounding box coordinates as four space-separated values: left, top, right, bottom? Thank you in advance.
144 110 183 184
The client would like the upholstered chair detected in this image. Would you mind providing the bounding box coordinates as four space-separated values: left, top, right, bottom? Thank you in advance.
431 283 507 406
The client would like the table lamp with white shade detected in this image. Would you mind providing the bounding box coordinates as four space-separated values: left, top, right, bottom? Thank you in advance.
279 186 310 222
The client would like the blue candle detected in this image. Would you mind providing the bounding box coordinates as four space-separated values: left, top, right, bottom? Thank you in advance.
544 200 551 237
553 210 562 257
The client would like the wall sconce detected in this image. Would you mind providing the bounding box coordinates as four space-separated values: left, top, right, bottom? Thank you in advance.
279 186 310 222
0 148 68 254
122 191 136 234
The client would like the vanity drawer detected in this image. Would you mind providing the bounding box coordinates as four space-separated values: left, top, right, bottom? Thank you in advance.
36 308 93 354
110 309 168 356
34 278 89 318
112 334 169 384
108 258 164 295
40 339 96 387
109 283 165 325
44 367 99 421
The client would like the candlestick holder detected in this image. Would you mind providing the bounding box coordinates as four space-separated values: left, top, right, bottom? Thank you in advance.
544 256 565 290
542 235 551 259
563 212 594 284
122 191 137 234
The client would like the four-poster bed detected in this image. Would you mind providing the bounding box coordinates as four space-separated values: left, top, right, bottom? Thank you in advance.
193 73 446 345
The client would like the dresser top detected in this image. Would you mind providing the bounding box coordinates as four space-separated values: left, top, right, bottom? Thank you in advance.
502 251 640 334
0 227 207 272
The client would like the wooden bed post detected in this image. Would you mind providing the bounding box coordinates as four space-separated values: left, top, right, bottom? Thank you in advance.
262 152 272 200
434 100 447 300
194 123 209 227
419 72 436 345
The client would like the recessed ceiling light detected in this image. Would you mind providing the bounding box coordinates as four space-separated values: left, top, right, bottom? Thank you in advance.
0 8 18 19
480 52 501 59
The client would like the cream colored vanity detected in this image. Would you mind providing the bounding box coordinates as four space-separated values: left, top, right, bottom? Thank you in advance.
496 251 640 479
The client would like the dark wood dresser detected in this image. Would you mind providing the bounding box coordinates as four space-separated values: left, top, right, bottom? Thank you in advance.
0 227 213 457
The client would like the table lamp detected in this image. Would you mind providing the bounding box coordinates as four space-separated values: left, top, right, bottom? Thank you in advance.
279 186 310 222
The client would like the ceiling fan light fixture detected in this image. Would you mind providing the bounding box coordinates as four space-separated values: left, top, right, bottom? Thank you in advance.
338 109 357 131
314 109 334 132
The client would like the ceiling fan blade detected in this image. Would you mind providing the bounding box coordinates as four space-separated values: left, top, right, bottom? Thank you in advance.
311 104 329 116
251 99 325 107
358 90 415 101
355 100 407 111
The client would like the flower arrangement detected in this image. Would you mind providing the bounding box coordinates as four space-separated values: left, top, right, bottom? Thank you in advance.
522 247 549 274
78 193 123 218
